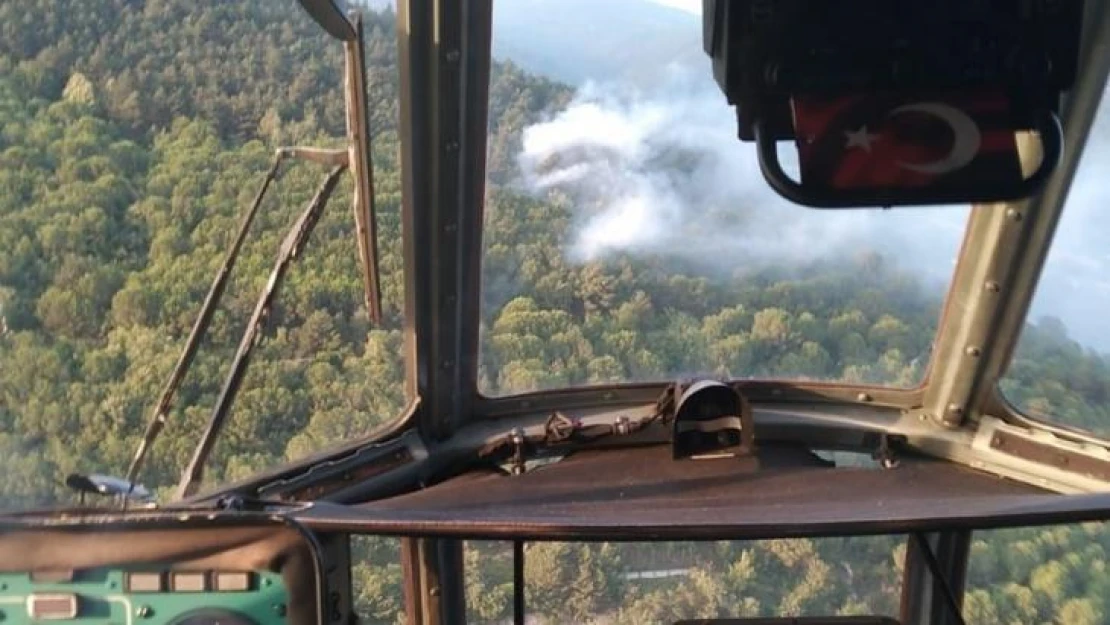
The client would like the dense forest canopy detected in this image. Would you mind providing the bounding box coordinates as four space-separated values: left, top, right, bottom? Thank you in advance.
2 0 1110 623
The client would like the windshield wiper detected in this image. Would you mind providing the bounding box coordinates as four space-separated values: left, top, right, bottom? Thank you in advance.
343 12 383 325
124 6 383 500
124 148 347 500
175 165 348 499
124 153 285 491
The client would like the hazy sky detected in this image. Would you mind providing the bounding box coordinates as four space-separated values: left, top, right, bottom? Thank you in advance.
648 0 701 15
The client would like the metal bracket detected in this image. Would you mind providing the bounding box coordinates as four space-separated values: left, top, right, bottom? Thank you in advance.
872 433 902 469
508 428 526 475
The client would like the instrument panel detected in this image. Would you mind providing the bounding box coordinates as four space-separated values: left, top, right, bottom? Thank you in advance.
0 512 323 625
0 568 288 625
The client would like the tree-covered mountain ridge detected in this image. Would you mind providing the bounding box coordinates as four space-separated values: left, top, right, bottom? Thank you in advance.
2 1 1110 623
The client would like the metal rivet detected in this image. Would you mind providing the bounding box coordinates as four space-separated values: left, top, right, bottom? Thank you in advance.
918 414 929 422
135 605 152 619
984 280 1000 293
965 346 981 357
430 587 441 597
946 403 964 418
1005 208 1023 221
856 392 872 402
445 50 460 63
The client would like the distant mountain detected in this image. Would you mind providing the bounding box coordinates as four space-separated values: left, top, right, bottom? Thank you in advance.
350 0 704 85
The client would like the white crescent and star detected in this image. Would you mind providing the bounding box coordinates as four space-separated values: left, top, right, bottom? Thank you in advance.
842 102 983 175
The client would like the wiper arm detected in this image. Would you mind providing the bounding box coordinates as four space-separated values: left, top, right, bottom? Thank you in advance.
175 165 348 500
125 152 285 490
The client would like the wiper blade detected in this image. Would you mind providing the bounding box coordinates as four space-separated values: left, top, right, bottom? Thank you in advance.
125 153 284 489
175 165 348 500
344 12 382 324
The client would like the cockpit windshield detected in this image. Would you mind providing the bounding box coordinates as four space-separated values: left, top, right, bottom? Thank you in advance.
7 2 1110 625
478 1 970 396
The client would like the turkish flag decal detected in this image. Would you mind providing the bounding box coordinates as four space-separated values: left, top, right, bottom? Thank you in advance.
792 91 1024 191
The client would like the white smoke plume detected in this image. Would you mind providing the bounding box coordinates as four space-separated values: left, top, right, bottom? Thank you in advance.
516 69 1110 349
518 69 965 281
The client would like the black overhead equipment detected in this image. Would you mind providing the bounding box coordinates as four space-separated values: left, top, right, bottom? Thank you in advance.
703 0 1084 207
671 380 756 460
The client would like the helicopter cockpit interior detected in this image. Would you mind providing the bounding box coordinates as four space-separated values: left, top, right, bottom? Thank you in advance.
2 1 1110 624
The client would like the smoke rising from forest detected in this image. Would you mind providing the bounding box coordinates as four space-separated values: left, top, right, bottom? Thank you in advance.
518 70 1110 350
518 70 964 279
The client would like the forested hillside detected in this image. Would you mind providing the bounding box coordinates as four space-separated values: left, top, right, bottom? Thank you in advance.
2 1 1110 623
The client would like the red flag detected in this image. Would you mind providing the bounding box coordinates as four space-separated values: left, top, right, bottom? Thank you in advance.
791 91 1024 192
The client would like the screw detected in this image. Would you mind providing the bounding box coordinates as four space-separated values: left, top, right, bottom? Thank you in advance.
918 414 929 422
1005 208 1023 221
984 280 1000 293
615 415 632 435
856 392 872 402
946 404 964 418
136 605 152 619
965 346 982 357
510 428 525 446
430 586 441 597
274 604 287 617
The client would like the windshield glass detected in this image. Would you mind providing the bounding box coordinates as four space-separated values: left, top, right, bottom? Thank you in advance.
0 1 406 506
478 0 968 396
1001 86 1110 437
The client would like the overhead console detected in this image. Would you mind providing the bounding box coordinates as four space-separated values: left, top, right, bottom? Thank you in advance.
0 513 324 625
703 0 1084 207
